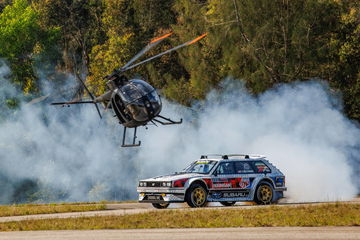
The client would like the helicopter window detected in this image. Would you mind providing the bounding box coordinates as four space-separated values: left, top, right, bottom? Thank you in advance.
147 91 161 103
131 80 154 94
120 84 142 103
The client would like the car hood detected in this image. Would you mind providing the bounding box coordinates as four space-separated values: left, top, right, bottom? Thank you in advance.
140 173 206 182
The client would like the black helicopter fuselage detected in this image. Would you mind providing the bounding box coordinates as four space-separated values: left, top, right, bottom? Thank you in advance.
95 79 162 128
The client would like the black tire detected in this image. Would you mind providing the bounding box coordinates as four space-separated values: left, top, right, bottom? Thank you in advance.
254 182 274 205
152 203 170 209
220 201 236 206
185 183 208 208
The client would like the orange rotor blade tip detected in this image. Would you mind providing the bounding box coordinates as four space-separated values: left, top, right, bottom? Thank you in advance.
150 32 173 44
187 32 208 45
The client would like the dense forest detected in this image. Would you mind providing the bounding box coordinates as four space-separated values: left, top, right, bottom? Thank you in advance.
0 0 359 119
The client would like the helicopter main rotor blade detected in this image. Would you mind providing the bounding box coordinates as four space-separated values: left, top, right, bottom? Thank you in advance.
74 72 103 119
122 33 207 72
120 32 173 71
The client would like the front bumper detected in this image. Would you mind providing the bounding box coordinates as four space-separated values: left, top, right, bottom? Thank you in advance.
137 187 186 203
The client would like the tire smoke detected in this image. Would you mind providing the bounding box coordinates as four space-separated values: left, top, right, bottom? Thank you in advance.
0 61 358 203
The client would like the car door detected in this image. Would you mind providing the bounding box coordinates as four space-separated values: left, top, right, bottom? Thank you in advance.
232 161 258 199
210 161 250 200
211 161 236 190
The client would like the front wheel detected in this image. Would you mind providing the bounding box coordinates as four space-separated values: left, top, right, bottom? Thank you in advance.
185 183 208 208
220 201 236 206
254 183 274 205
152 203 170 209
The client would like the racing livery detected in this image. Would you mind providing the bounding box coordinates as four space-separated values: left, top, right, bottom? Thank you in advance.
137 154 286 208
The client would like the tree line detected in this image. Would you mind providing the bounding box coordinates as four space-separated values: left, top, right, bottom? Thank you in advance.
0 0 359 120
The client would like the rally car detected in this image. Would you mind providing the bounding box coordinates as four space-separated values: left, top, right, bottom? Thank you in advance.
137 154 286 208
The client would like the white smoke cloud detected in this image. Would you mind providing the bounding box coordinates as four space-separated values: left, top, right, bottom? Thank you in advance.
138 79 359 202
0 61 358 203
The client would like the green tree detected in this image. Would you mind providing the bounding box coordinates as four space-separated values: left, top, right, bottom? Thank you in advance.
174 0 341 95
328 1 360 120
87 0 177 95
87 0 135 95
32 0 104 97
0 0 59 94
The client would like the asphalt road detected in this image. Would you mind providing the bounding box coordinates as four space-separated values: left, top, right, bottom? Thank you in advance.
0 227 360 240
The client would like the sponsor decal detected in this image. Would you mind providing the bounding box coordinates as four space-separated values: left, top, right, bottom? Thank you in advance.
210 178 253 189
212 178 229 183
211 192 222 199
222 192 249 198
254 162 270 173
213 183 231 188
272 177 285 187
239 178 250 189
196 160 210 164
203 178 213 189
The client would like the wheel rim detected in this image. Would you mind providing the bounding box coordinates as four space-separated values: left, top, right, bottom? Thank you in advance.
259 185 272 203
159 203 168 208
192 187 206 206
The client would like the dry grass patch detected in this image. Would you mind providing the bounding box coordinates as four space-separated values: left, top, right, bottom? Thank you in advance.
0 203 106 217
0 202 359 231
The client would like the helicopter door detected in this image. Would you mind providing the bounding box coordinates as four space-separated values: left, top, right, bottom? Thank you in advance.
111 93 129 123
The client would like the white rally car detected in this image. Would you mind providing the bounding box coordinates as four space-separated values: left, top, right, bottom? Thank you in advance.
137 154 286 208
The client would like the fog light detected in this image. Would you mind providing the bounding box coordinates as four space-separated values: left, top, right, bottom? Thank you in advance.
161 193 166 197
140 193 145 196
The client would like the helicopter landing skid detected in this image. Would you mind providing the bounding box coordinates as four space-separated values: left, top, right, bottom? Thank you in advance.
122 127 141 147
152 115 183 125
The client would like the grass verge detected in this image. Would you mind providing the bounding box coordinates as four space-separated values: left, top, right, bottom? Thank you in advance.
0 202 359 231
0 203 106 217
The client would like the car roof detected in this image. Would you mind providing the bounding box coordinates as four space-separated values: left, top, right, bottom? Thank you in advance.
199 154 266 162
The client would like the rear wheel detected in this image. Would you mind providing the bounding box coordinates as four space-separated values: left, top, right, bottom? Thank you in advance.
220 201 236 206
254 183 274 205
186 183 208 208
152 203 170 209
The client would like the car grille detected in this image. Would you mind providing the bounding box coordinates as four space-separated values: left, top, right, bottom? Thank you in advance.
146 182 161 187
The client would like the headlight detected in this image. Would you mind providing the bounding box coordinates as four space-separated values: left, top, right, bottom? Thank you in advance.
161 182 171 187
139 182 146 187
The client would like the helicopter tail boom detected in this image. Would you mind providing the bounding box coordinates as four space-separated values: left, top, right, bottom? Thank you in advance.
51 101 95 106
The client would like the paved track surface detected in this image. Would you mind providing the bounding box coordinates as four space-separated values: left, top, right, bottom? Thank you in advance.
0 199 359 223
0 227 360 240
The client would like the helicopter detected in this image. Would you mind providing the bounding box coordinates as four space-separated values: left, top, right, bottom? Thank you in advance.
51 32 207 147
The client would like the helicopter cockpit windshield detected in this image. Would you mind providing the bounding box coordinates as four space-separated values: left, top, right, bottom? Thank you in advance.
120 80 154 102
131 80 154 94
119 79 162 122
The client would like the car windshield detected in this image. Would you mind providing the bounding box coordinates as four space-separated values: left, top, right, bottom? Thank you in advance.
183 160 217 174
